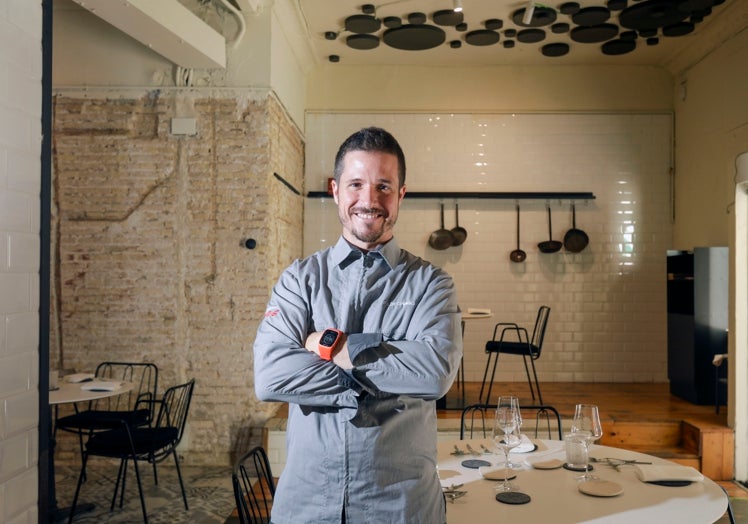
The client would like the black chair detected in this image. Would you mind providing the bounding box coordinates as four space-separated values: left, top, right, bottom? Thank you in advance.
67 378 195 524
713 352 728 414
478 306 550 405
55 362 159 476
720 485 737 524
232 445 276 524
460 402 562 441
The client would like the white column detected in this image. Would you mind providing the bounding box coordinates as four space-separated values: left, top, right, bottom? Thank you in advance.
734 151 748 482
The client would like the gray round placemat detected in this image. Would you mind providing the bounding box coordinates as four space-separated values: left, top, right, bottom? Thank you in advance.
461 459 491 469
496 491 531 504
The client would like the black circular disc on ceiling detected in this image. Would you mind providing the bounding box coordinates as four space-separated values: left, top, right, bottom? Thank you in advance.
517 28 546 43
512 7 557 27
619 0 690 31
456 22 468 31
346 34 380 50
572 6 611 26
663 21 695 36
607 0 628 10
345 14 381 34
504 28 517 38
383 16 402 29
485 19 504 30
465 29 500 46
552 22 570 33
382 24 446 50
408 12 427 25
362 4 375 14
433 9 464 26
620 30 638 40
601 38 636 55
647 36 660 45
503 40 515 48
450 40 462 48
571 23 619 43
560 2 581 15
639 28 658 37
542 42 570 56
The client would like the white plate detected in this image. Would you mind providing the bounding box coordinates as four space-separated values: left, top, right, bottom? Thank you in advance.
65 373 95 383
479 466 517 480
81 381 121 392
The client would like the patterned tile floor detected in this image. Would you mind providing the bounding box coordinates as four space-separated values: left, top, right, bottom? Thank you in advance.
54 461 236 523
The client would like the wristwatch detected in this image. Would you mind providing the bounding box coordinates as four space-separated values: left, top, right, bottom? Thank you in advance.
318 328 344 361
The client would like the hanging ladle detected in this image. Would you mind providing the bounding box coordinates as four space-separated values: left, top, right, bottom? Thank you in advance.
510 204 526 263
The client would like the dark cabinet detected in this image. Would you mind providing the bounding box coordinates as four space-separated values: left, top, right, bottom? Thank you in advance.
667 248 728 404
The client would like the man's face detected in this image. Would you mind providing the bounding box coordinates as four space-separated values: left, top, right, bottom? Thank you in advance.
332 150 406 251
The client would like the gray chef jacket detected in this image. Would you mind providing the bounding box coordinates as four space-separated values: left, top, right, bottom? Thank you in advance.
254 236 462 523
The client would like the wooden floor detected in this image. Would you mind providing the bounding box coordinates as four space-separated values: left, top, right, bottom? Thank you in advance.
439 381 728 426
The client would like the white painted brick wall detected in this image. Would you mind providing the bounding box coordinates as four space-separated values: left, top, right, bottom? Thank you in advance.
304 113 672 386
0 0 42 522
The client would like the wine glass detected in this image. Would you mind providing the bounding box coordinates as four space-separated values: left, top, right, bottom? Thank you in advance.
492 396 522 492
507 401 525 469
569 404 603 481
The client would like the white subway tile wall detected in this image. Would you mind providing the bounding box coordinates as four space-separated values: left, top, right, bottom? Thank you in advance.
0 0 42 522
304 113 672 384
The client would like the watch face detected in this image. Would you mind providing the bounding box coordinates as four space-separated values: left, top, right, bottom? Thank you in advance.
320 330 339 347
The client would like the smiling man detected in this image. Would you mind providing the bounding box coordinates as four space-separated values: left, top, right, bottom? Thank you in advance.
254 127 462 523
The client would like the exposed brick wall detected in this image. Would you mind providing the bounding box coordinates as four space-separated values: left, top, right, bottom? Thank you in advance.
51 90 303 465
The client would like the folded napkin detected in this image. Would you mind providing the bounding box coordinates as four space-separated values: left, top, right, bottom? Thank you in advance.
510 434 536 454
65 373 95 383
81 381 121 392
633 464 704 483
478 465 517 480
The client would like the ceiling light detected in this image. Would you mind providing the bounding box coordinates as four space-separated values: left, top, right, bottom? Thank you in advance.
522 1 536 25
453 0 463 13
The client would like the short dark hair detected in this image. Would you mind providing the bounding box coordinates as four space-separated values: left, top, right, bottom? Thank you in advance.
333 127 406 187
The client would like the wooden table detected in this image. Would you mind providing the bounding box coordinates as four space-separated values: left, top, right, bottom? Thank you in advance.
451 311 494 408
438 438 729 523
48 379 134 522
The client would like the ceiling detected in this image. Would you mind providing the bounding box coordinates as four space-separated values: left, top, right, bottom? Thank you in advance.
293 0 730 67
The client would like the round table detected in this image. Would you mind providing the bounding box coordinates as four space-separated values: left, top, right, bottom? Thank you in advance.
438 438 729 523
48 379 135 522
50 380 134 405
457 311 494 402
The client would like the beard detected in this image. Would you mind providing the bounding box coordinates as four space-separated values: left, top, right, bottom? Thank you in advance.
341 206 396 245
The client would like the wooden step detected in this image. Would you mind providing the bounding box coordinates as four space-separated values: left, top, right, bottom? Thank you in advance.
599 418 734 481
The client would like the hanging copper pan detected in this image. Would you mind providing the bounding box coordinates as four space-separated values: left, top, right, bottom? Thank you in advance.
451 203 468 246
428 203 455 250
538 206 563 253
563 204 589 253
